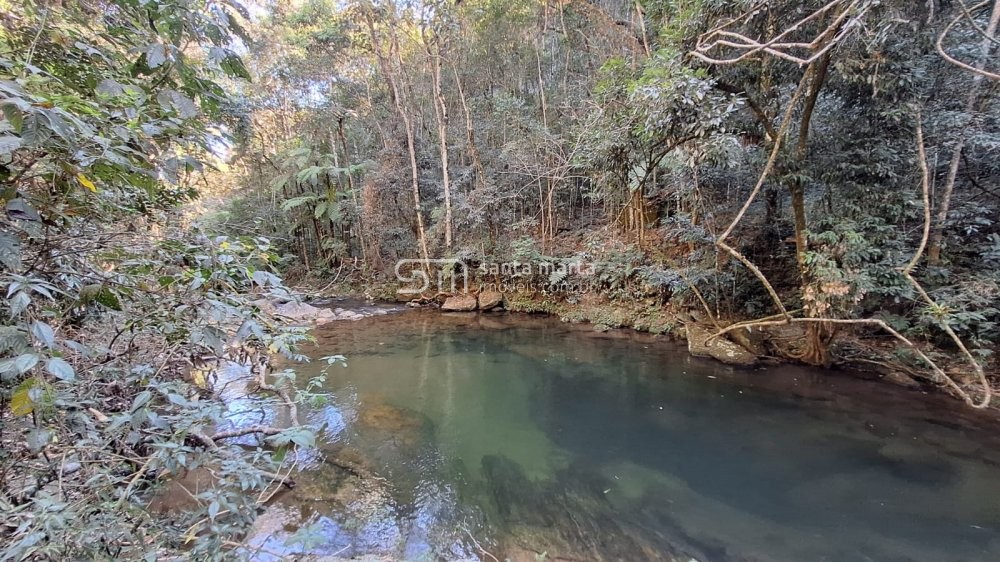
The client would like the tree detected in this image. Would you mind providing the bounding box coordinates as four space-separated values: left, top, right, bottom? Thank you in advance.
927 0 1000 264
361 1 431 266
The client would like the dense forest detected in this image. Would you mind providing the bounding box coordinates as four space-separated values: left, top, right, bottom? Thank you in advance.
1 0 999 559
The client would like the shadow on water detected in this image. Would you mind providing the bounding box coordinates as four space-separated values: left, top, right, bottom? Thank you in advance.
248 309 1000 562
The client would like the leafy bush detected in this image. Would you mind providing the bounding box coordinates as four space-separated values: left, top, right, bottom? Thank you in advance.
0 2 323 558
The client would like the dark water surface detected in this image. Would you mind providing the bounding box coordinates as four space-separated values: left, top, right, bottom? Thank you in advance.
248 309 1000 561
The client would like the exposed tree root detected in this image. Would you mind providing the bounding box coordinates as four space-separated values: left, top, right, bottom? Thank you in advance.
706 120 991 408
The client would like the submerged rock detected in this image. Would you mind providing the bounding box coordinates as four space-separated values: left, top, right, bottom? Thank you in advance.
359 402 425 432
477 315 512 331
481 455 551 526
442 294 477 311
357 401 431 448
685 324 758 367
481 454 704 561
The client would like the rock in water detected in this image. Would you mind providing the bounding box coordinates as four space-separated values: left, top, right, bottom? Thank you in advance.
357 400 431 447
481 454 547 524
686 324 758 367
275 301 336 325
478 290 504 311
441 294 478 311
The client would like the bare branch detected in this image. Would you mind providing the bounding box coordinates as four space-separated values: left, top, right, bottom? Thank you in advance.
936 0 1000 81
692 0 873 67
210 426 284 442
713 70 813 319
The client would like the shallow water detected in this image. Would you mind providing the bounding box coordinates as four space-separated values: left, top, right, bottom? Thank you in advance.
248 309 1000 561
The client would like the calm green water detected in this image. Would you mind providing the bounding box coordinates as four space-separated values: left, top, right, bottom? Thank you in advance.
247 308 1000 562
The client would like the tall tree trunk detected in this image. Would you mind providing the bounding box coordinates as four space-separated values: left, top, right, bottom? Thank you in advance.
535 39 548 128
288 178 310 270
452 64 486 193
537 178 546 246
635 1 650 57
322 155 338 262
788 53 832 367
311 212 327 266
428 37 453 249
364 76 390 151
336 122 368 265
362 5 430 267
788 52 831 277
927 0 1000 264
547 178 555 241
396 65 432 267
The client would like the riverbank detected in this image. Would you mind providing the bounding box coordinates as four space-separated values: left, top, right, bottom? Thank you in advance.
314 278 967 399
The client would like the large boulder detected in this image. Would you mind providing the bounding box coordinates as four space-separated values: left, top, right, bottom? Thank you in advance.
686 324 758 367
275 301 336 325
478 290 504 311
441 294 478 311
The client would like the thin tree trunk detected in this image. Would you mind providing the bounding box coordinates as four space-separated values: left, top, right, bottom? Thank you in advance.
364 77 389 151
535 40 548 127
428 37 453 249
538 178 546 247
452 63 486 193
789 52 831 277
547 178 555 241
784 52 833 367
287 178 310 270
322 154 338 260
927 0 1000 264
336 122 367 265
362 6 430 267
397 69 432 267
311 213 327 266
635 1 651 57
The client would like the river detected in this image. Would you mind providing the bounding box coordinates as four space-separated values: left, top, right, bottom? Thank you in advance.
243 306 1000 561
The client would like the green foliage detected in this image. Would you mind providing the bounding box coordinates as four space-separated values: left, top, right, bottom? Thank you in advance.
586 48 740 212
0 1 330 559
2 223 320 559
0 225 321 559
